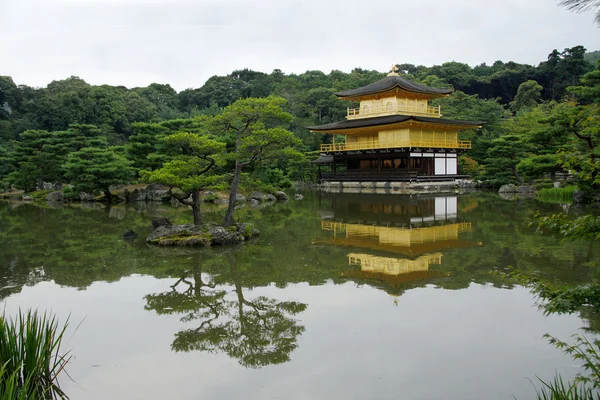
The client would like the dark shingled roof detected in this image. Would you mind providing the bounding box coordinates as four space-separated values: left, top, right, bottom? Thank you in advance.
336 75 453 98
312 154 334 164
308 115 485 132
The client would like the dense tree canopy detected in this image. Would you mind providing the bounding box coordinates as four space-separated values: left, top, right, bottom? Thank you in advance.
0 45 599 195
145 132 226 225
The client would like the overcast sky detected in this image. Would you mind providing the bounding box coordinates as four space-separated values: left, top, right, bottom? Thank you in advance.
1 0 599 91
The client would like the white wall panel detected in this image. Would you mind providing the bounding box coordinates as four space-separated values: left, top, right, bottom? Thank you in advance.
435 158 446 175
446 158 457 175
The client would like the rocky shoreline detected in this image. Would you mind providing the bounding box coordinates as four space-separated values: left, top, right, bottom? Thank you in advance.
0 184 295 207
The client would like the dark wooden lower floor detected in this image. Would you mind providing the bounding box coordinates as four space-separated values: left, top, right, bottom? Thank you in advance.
319 171 470 182
314 150 465 182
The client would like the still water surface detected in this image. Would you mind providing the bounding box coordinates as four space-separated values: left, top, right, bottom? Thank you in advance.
1 192 598 399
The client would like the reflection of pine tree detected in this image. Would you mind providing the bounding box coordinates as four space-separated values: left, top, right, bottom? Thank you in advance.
145 253 307 369
144 259 227 326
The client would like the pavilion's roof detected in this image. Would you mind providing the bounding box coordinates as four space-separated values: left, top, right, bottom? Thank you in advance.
312 154 334 164
308 115 485 132
335 75 453 99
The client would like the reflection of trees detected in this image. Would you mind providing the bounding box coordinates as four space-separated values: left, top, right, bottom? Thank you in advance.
145 252 307 368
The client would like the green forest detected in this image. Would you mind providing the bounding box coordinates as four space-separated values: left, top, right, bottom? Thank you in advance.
0 45 599 198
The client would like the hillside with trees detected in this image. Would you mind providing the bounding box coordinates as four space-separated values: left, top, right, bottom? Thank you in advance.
0 45 599 199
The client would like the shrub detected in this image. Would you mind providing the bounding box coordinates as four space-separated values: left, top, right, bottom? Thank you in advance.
534 178 555 190
537 186 578 203
0 309 71 399
202 193 218 203
61 186 78 201
534 335 600 399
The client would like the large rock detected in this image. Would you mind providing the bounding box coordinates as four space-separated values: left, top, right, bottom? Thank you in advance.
457 180 478 189
152 217 172 230
498 184 517 193
265 193 277 202
45 191 63 202
294 194 304 200
128 187 147 202
248 191 268 202
207 226 243 246
235 193 247 202
146 224 209 246
22 195 33 202
146 223 258 247
573 190 586 204
42 182 54 190
116 189 129 203
274 191 289 201
146 184 171 202
122 229 139 239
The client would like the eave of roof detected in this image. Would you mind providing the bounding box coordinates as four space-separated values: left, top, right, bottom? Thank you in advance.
308 115 485 132
312 154 334 164
335 75 453 99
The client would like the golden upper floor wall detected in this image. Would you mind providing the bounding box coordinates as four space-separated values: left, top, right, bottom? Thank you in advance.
321 127 471 152
350 96 442 120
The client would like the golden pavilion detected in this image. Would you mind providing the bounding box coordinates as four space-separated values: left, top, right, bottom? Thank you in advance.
309 67 484 182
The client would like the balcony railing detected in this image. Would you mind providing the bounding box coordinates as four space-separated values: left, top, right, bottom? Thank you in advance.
348 104 441 119
320 138 472 152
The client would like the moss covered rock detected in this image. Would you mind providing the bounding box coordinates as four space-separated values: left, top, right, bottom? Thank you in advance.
146 223 259 247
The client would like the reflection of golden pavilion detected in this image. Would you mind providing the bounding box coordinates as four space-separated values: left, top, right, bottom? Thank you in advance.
319 221 474 256
314 196 480 291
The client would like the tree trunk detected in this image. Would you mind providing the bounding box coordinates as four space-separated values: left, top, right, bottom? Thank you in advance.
228 253 246 334
191 190 202 226
510 157 524 184
223 162 242 227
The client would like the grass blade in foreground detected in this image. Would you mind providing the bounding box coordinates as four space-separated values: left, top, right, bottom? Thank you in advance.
0 309 71 399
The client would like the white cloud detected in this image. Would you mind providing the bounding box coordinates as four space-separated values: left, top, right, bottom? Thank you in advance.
1 0 598 90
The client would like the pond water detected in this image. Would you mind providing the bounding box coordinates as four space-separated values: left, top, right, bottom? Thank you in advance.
1 192 599 400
